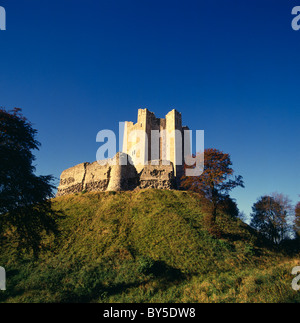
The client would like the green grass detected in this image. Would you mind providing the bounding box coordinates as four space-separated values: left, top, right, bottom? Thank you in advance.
0 189 299 303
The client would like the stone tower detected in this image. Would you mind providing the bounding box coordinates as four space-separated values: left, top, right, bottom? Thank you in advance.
56 108 190 196
106 152 138 191
122 109 190 181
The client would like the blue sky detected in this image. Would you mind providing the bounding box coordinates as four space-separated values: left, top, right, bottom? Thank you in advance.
0 0 299 219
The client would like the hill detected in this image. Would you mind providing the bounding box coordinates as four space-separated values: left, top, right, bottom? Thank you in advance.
0 189 299 303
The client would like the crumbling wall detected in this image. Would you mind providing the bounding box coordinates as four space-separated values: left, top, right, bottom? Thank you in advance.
139 160 174 189
56 162 87 196
56 154 175 196
57 161 111 196
83 161 110 192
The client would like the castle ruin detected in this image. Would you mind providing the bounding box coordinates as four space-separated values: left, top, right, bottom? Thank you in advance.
57 109 190 196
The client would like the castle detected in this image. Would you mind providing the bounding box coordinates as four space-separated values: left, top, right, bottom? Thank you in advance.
56 109 190 196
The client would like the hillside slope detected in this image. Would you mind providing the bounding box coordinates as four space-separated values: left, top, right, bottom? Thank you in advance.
0 189 299 303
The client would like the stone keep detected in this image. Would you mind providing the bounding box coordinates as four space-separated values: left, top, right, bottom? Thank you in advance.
123 108 190 178
57 109 190 196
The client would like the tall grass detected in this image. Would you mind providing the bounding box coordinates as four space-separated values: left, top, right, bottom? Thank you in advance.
0 189 299 303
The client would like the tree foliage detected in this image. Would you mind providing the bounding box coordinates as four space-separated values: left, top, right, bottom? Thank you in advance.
180 148 244 231
295 201 300 238
250 195 291 244
0 108 58 256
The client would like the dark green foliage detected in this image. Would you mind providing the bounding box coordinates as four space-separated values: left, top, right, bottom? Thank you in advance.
250 196 289 244
0 108 59 256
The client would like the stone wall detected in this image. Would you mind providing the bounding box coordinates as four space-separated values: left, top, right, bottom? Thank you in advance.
57 108 190 197
83 161 110 192
139 160 175 189
57 161 111 197
56 162 87 196
122 108 189 179
56 153 175 196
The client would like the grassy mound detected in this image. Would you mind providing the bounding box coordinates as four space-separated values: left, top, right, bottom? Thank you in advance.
0 189 299 303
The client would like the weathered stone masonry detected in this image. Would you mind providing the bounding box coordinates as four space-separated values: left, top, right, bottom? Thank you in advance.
57 109 189 196
57 153 175 196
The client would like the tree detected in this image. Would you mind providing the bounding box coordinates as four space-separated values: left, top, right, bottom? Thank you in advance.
250 195 290 244
238 211 248 223
181 148 244 225
0 107 58 256
271 192 294 240
218 195 239 218
295 201 300 238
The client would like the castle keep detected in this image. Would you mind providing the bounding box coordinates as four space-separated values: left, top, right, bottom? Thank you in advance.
57 109 190 196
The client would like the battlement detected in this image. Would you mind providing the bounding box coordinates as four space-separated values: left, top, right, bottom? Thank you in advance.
135 108 182 129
